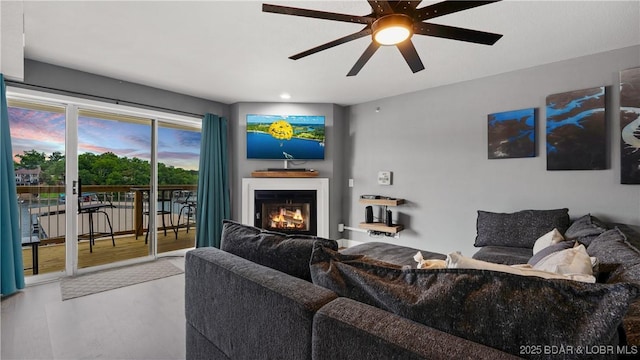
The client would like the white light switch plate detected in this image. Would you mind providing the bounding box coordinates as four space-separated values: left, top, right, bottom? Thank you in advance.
377 171 392 185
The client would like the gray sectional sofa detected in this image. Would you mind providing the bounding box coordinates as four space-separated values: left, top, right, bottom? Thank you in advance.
185 213 640 359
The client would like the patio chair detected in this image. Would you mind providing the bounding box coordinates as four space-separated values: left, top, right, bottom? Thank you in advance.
136 189 176 244
175 190 196 237
77 181 115 253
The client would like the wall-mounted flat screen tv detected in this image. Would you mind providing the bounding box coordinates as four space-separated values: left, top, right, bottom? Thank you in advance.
246 114 325 160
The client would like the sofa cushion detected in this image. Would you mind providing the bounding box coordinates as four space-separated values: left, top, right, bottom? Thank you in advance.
474 208 570 248
313 297 521 360
587 227 640 273
310 243 639 359
527 240 575 266
472 246 532 265
565 214 608 246
340 241 445 267
220 220 338 281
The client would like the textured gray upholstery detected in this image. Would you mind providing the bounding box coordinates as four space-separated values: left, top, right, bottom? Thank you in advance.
588 228 640 273
185 248 337 360
474 208 570 248
186 220 640 359
186 323 230 360
341 241 445 267
312 297 521 360
310 243 639 359
220 219 338 281
565 214 607 246
472 245 532 265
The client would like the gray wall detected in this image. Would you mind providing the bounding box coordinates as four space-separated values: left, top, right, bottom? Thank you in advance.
345 45 640 256
229 102 346 239
18 61 350 239
21 60 229 119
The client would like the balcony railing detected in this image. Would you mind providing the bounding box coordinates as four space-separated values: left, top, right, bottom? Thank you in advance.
17 185 197 245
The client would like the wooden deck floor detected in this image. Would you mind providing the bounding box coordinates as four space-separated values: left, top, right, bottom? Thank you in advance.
22 228 196 276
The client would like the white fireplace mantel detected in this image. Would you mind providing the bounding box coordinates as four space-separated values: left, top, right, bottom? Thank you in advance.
241 177 329 238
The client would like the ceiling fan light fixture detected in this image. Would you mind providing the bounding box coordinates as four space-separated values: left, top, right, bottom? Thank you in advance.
372 14 414 45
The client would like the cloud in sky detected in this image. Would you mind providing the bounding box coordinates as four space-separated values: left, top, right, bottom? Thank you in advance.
9 108 200 170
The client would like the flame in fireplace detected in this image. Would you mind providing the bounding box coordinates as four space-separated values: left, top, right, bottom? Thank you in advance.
270 207 305 229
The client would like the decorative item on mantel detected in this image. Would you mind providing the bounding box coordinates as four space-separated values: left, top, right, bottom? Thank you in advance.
251 169 319 178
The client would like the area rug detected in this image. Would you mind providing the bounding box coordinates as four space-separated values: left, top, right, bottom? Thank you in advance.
60 259 184 300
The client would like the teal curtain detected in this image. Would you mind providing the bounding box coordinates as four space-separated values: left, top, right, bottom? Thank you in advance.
195 113 230 248
1 74 25 295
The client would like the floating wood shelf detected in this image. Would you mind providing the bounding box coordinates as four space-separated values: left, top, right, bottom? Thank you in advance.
251 170 319 178
359 222 404 234
359 198 405 206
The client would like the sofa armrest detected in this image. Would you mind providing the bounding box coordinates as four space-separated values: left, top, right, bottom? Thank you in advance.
312 297 522 360
185 248 337 360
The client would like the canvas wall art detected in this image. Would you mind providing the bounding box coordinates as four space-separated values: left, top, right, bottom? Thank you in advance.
620 67 640 184
487 108 536 159
546 86 606 170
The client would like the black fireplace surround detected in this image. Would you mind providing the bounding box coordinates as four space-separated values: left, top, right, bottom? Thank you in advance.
254 190 317 235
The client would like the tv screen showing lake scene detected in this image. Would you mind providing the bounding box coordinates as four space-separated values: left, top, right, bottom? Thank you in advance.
246 114 325 160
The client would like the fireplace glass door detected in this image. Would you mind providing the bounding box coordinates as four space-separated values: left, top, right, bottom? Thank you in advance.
255 190 317 235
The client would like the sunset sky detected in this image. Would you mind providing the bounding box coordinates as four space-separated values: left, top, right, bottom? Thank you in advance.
8 107 201 170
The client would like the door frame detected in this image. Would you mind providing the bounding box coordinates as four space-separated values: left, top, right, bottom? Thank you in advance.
8 86 200 283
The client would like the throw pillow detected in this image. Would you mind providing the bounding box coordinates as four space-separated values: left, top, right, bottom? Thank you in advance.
587 227 640 273
528 240 575 266
565 214 608 246
531 244 593 277
474 208 570 248
532 228 565 255
220 220 338 281
309 243 638 359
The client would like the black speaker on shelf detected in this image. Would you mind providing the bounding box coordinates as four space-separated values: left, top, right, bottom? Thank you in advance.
365 206 373 223
385 209 393 226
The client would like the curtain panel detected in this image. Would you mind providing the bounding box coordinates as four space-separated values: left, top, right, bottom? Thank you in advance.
195 113 230 248
1 73 25 295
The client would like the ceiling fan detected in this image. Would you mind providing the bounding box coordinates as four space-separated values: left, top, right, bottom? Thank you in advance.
262 1 503 76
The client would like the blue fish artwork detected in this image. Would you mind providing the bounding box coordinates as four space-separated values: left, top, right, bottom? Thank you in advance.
546 86 606 170
488 108 536 159
620 67 640 184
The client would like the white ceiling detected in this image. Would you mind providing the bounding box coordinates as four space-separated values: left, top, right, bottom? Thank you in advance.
21 0 640 106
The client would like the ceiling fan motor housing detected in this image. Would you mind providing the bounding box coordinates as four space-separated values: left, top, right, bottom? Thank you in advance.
372 14 415 45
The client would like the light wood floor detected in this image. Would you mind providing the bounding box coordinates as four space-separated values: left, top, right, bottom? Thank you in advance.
22 228 196 276
1 258 186 360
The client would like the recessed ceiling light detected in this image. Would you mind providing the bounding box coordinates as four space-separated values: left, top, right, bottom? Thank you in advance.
280 93 291 100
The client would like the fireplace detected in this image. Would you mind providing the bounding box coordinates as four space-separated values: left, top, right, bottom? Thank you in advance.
242 178 329 238
255 190 317 235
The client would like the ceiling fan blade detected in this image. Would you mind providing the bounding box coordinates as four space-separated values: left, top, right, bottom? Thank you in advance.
391 1 423 12
290 28 372 60
407 1 423 10
396 40 425 73
368 1 394 15
414 23 503 45
416 1 501 21
263 3 374 25
347 42 380 77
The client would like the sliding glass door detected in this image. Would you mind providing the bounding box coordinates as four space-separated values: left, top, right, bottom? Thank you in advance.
7 98 68 276
76 109 154 269
157 121 201 254
7 88 201 279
